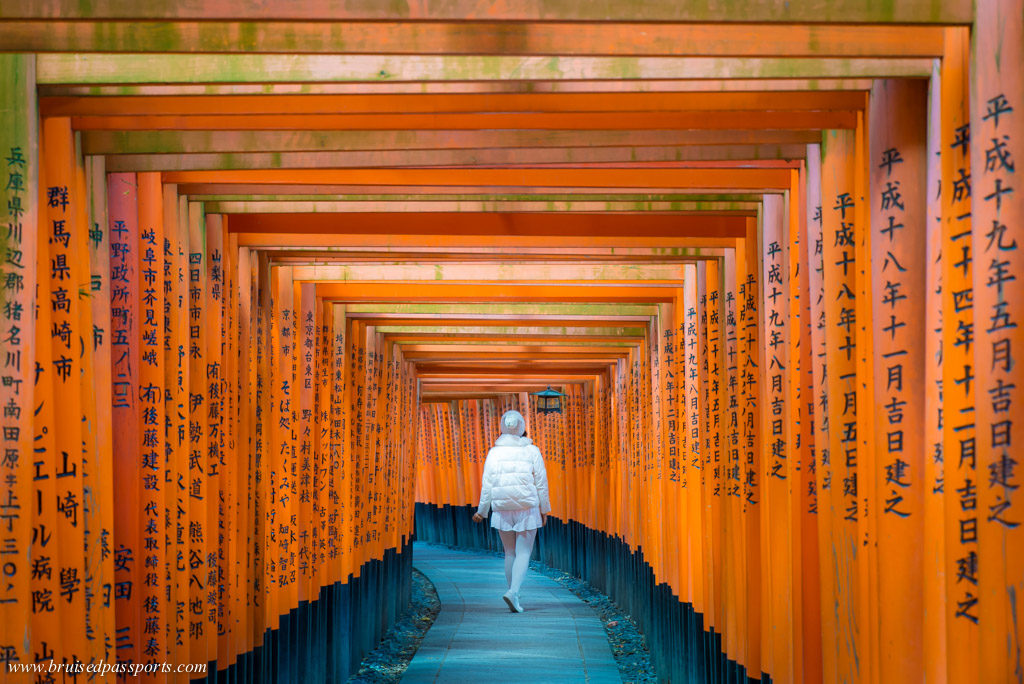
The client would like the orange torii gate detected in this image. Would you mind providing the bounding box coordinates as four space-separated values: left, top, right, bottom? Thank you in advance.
0 2 1021 683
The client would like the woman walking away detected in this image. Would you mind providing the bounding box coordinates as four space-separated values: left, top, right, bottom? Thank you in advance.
472 409 551 613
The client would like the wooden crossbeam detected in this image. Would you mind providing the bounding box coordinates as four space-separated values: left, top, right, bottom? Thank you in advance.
36 54 934 85
68 111 857 131
39 78 876 96
164 168 793 188
413 361 616 372
233 237 734 259
380 329 645 339
344 302 657 316
315 282 679 303
83 129 823 155
110 146 807 172
206 200 759 214
398 342 638 352
46 91 867 116
188 190 766 201
249 248 727 263
181 182 774 195
229 212 750 237
2 22 946 56
289 263 694 281
1 1 972 24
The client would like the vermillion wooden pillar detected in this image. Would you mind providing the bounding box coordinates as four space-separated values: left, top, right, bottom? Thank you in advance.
737 218 762 680
722 248 742 668
0 54 37 671
685 264 705 618
699 260 721 644
254 251 272 646
786 174 807 684
868 78 928 681
940 28 979 684
86 155 117 665
971 1 1024 679
802 141 835 684
163 183 189 670
270 262 296 673
804 143 829 684
820 129 862 681
187 200 211 667
759 193 793 682
662 296 683 605
923 58 948 684
854 107 879 684
39 116 89 668
108 171 142 668
204 212 226 673
136 171 166 673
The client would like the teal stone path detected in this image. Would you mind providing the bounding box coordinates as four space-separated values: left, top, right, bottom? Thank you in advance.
402 542 622 683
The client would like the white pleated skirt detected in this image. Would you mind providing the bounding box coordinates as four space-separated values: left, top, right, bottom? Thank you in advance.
490 506 543 532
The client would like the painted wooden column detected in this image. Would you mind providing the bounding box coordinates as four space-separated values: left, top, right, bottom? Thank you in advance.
923 57 948 684
820 129 862 681
187 200 210 668
163 183 190 670
805 142 833 684
785 173 806 684
85 155 116 665
0 54 37 671
330 303 350 603
737 217 763 681
663 297 683 605
254 250 271 650
295 279 316 679
854 106 880 684
204 212 225 673
701 258 725 654
868 78 929 681
684 264 705 622
759 193 793 683
222 224 242 673
136 171 166 673
236 245 257 668
108 171 142 669
271 262 296 675
940 28 980 684
40 116 89 669
653 299 672 602
792 159 823 683
971 2 1024 679
722 247 742 670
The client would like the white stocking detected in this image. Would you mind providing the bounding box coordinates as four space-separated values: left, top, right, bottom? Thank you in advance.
509 528 536 595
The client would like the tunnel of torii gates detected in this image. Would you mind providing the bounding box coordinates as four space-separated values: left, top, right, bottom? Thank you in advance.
0 1 1021 683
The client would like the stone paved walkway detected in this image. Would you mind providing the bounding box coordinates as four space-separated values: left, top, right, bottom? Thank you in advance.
402 542 621 684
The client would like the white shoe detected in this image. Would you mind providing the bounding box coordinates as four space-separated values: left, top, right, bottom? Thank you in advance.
502 591 524 613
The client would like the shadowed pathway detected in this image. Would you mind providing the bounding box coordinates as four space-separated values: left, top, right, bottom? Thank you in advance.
402 542 621 683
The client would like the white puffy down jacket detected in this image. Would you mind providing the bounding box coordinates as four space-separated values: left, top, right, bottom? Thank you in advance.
476 434 551 515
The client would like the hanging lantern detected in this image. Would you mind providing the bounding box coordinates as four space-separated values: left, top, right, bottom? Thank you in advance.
531 386 567 415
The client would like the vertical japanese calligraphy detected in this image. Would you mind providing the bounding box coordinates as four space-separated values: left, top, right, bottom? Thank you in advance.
821 129 861 679
869 78 928 680
971 2 1023 679
941 29 980 684
760 194 793 682
0 54 37 673
136 172 165 671
108 171 141 670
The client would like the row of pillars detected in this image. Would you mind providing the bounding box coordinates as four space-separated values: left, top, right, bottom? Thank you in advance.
415 24 1024 684
0 86 422 678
